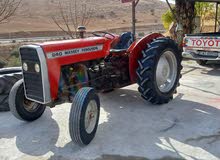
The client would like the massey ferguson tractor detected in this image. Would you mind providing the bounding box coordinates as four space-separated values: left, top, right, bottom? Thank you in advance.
9 31 182 146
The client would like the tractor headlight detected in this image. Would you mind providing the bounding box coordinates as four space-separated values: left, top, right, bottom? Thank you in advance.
35 63 40 73
23 62 28 71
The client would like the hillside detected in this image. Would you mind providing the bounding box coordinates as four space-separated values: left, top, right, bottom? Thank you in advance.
0 0 168 36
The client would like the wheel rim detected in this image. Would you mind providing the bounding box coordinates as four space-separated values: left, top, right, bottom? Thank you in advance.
84 100 98 134
156 50 177 93
23 98 40 112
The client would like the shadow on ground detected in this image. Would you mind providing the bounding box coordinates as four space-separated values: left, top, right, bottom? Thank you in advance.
0 88 220 160
182 61 220 77
0 109 60 156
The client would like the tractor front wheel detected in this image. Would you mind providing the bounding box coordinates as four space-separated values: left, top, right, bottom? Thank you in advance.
69 87 100 146
9 79 46 121
137 37 182 104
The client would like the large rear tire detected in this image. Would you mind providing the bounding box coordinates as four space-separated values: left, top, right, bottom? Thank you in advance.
0 72 22 112
9 79 46 121
69 87 100 146
136 37 182 104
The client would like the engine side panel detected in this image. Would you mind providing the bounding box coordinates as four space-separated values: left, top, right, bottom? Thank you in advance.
58 64 89 102
39 37 111 101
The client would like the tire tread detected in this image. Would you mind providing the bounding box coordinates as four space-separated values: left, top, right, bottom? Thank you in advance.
69 87 99 146
137 37 182 104
9 79 45 121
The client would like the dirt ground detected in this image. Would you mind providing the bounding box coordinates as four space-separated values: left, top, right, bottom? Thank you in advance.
0 0 167 36
0 60 220 160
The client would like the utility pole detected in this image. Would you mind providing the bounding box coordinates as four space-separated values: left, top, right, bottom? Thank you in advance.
215 2 219 32
132 1 136 40
121 0 139 40
132 0 139 40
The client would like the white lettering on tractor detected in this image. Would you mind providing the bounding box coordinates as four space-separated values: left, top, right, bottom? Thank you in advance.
47 45 103 59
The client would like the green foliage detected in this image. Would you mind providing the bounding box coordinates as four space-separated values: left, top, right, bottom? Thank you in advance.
161 2 215 31
161 8 175 30
0 60 6 68
195 2 214 17
195 2 215 31
10 48 20 58
6 47 21 67
6 56 21 67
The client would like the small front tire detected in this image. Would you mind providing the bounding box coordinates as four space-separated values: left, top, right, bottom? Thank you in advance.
69 87 100 146
9 79 46 121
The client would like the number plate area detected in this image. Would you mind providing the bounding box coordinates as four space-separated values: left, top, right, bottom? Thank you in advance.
197 51 219 57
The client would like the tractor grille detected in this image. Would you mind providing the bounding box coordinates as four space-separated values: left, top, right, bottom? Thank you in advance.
20 48 44 102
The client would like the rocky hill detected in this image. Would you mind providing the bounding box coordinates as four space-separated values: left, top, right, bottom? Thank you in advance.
0 0 168 36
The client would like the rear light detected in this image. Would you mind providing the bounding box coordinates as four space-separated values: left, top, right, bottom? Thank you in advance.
182 38 187 47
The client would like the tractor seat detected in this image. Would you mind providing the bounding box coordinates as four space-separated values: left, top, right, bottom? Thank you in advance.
109 49 127 53
110 32 133 54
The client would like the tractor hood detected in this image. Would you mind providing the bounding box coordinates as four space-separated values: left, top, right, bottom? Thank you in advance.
37 37 110 62
20 37 112 101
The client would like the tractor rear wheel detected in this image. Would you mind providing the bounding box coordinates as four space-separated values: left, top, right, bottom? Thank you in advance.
136 37 182 104
69 87 100 146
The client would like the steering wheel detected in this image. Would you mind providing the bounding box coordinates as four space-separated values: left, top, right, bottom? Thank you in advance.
92 31 115 40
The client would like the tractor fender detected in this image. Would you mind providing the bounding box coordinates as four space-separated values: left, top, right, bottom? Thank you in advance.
127 33 164 83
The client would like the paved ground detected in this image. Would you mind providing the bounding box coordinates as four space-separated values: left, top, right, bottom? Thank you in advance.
0 60 220 160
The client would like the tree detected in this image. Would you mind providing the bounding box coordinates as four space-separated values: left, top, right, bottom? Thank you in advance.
161 0 195 45
162 2 215 32
175 0 195 34
161 8 175 30
163 1 195 33
0 0 22 24
215 6 220 31
51 0 93 38
195 2 214 32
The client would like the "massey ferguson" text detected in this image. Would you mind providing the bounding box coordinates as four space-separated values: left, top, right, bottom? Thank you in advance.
47 45 103 59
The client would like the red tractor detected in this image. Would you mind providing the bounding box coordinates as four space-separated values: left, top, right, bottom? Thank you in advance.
9 31 182 145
